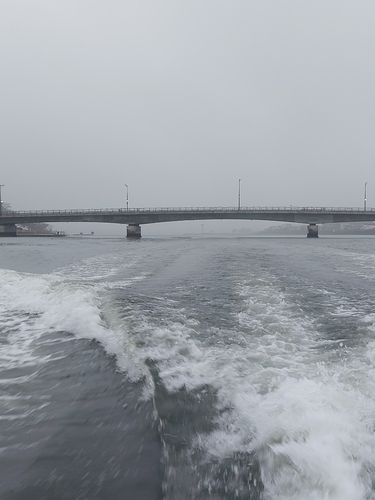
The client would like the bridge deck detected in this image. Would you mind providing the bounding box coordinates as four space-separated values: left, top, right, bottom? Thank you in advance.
1 206 375 225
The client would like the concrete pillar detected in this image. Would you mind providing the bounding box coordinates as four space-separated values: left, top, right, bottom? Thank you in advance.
307 223 318 238
127 224 141 238
0 224 17 237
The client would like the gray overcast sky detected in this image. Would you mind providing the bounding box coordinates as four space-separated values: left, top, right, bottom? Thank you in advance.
1 0 375 214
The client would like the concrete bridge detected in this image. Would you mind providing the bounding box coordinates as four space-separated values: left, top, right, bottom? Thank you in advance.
1 206 375 237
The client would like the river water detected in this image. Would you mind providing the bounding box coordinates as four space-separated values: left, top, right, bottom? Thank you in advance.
1 235 375 499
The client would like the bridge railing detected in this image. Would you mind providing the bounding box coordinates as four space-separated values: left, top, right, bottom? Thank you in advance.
1 206 375 216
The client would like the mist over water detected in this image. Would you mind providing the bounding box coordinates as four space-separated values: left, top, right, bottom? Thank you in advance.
1 235 375 499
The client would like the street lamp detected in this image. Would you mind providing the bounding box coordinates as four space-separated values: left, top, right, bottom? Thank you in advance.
238 179 241 210
125 184 129 211
364 182 368 211
0 184 4 216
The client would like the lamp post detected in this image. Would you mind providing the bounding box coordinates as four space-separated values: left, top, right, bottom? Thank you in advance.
364 182 368 211
238 179 241 210
125 184 129 211
0 185 4 216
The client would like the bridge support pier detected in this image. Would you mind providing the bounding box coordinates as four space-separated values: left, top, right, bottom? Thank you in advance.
0 224 17 237
307 223 319 238
127 224 141 238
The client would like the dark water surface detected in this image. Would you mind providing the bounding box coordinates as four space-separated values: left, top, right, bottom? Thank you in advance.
1 235 375 499
0 334 162 500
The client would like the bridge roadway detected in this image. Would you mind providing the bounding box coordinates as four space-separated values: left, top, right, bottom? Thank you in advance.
1 206 375 237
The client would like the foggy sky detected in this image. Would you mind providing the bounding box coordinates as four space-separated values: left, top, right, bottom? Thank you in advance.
1 1 375 221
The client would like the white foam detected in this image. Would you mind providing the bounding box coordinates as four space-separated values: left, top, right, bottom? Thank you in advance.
98 262 375 499
0 268 128 375
3 243 375 498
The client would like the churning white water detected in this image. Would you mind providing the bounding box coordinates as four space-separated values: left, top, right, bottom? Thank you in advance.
1 236 375 498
